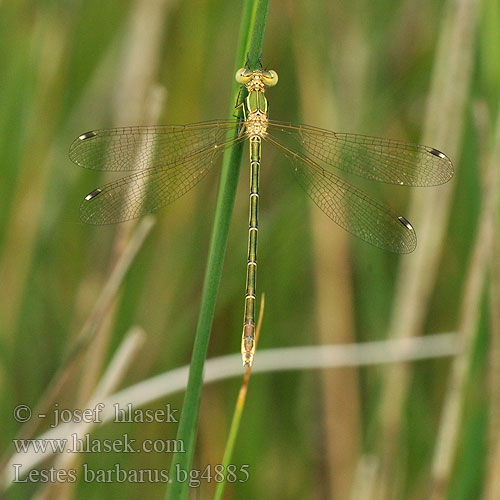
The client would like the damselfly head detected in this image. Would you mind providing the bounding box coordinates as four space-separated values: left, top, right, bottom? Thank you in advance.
236 68 278 87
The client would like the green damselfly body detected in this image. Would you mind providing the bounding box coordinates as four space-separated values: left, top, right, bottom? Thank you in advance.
70 67 453 367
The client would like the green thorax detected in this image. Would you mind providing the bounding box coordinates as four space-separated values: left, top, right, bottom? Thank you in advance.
245 89 269 116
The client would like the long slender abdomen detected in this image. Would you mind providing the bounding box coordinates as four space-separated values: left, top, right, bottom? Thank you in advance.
241 135 261 366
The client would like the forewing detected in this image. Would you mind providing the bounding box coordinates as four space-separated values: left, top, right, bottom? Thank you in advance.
80 135 244 224
69 121 240 171
267 121 453 186
266 135 417 253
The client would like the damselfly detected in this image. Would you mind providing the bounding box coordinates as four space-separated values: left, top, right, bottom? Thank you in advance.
70 67 453 367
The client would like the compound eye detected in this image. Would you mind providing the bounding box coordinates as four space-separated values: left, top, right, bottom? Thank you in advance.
262 70 278 87
235 68 252 84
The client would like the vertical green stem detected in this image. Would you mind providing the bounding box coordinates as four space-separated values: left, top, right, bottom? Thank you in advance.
165 1 270 499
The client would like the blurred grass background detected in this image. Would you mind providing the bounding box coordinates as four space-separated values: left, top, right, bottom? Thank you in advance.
0 0 498 499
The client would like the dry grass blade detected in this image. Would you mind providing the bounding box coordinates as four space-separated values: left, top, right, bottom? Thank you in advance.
429 105 500 498
77 0 169 411
1 332 459 486
0 216 154 467
484 423 500 500
484 204 500 500
350 455 378 500
22 327 146 500
374 0 480 496
290 4 361 496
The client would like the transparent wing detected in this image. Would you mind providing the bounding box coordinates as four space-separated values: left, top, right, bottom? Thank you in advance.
69 121 240 171
80 135 244 224
267 121 453 186
265 135 417 253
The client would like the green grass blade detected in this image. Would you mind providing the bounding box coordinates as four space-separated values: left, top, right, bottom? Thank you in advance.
164 1 270 499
